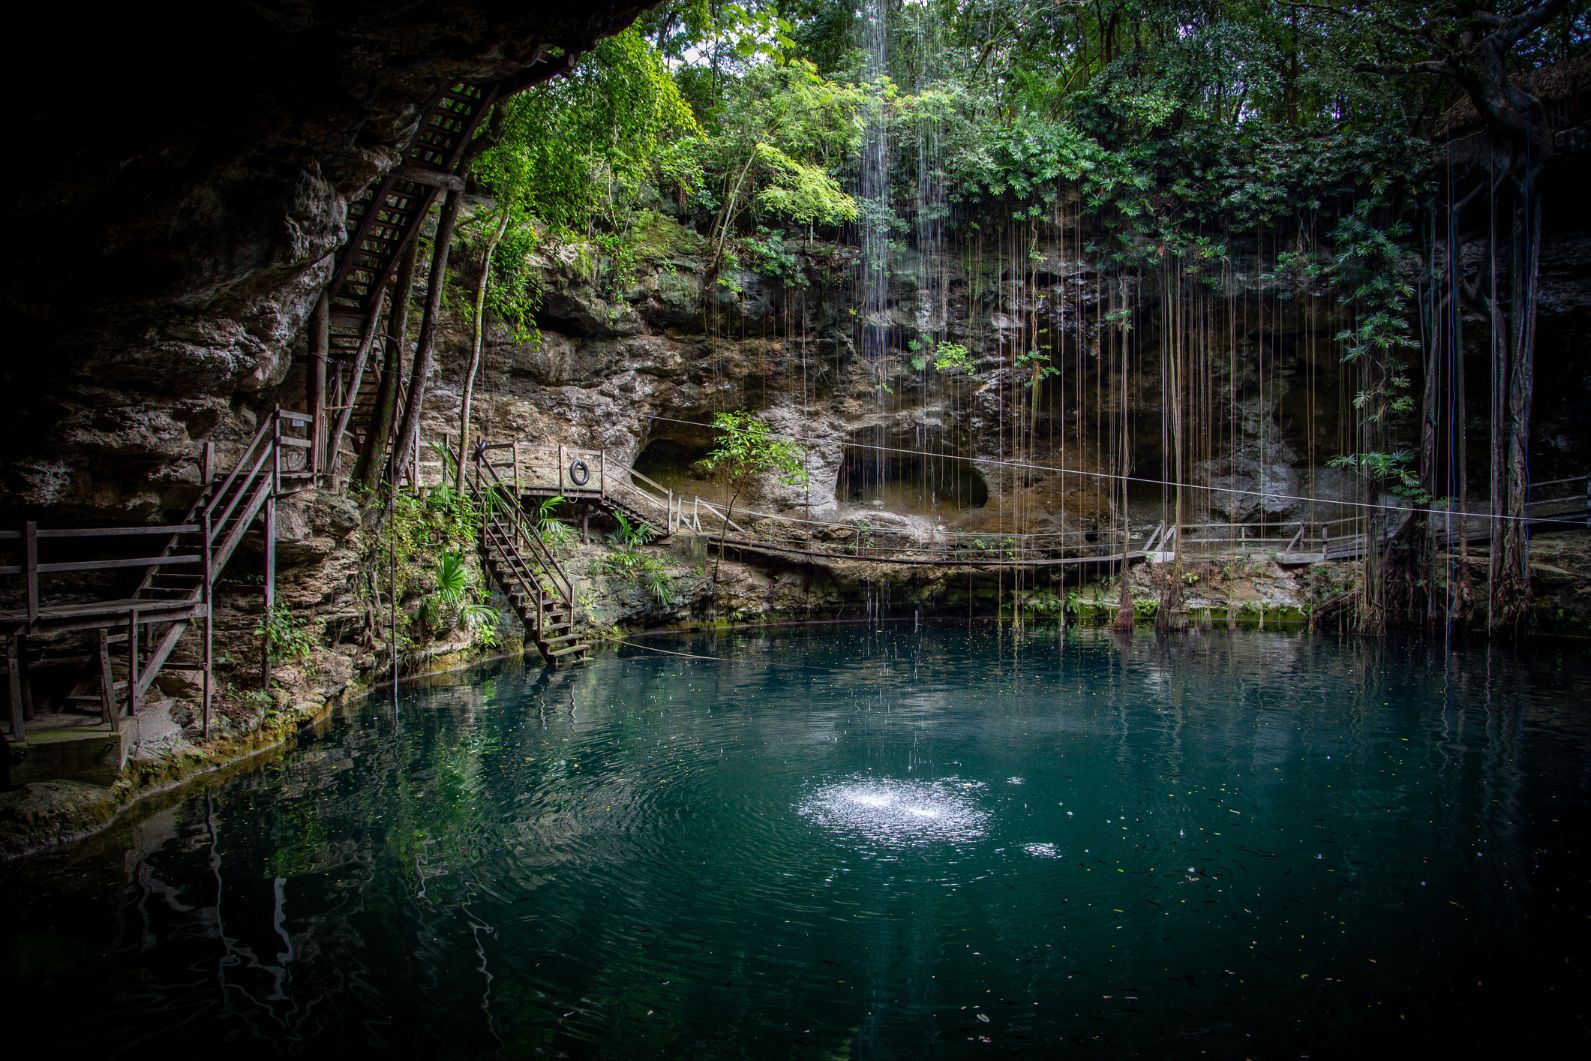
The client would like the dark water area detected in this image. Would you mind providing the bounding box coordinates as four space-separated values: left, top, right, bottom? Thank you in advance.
4 626 1590 1057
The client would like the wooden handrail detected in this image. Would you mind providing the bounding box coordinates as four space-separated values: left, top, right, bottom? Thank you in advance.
473 456 577 608
37 554 201 575
207 440 274 536
1528 475 1589 490
35 524 200 539
202 413 276 521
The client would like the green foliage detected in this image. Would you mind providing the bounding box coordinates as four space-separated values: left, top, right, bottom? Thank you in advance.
474 28 697 242
367 484 498 648
256 603 316 665
609 511 658 550
596 512 674 605
742 229 808 285
535 495 577 550
459 602 500 648
752 142 859 226
435 551 470 602
1014 348 1059 386
931 342 972 373
1327 451 1430 504
696 60 866 261
467 27 697 329
700 411 809 494
426 551 499 645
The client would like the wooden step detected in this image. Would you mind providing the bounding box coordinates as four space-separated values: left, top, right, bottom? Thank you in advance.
542 632 582 646
548 643 589 659
64 686 123 704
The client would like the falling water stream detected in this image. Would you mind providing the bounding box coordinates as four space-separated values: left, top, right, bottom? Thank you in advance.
3 625 1589 1057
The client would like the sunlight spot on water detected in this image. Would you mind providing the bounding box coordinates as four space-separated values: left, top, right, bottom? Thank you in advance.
797 778 989 848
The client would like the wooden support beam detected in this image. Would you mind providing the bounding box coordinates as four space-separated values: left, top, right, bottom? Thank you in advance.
98 629 117 732
309 292 329 482
396 164 466 191
202 511 213 741
325 292 385 492
272 406 283 495
19 644 33 722
127 613 139 718
24 521 38 624
262 495 275 691
6 634 24 744
201 442 215 492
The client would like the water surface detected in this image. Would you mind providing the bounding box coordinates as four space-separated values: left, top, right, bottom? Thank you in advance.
5 626 1589 1057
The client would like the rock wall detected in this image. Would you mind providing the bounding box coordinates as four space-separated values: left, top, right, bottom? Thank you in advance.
1 1 651 520
400 207 1371 542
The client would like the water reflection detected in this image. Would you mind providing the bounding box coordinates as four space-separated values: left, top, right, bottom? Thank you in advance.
3 627 1590 1058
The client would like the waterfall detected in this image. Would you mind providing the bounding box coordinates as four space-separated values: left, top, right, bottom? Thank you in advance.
860 0 891 364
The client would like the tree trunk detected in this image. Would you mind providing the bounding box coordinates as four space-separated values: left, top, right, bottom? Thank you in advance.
457 210 511 493
389 189 464 488
1494 177 1541 629
355 237 420 494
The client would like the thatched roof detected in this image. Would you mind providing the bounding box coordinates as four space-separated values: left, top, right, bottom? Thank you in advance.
1436 51 1591 138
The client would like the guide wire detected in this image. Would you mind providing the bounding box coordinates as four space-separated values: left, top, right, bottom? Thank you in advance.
642 413 1588 531
590 632 727 661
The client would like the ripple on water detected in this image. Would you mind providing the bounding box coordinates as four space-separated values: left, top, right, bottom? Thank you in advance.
796 776 990 850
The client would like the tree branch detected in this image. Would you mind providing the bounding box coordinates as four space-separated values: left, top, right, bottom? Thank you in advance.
1355 59 1453 77
1497 0 1570 47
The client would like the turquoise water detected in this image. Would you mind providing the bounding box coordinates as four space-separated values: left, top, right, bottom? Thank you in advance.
4 626 1590 1057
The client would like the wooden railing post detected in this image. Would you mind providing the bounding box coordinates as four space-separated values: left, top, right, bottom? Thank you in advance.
6 633 24 744
262 494 275 691
271 406 283 495
558 444 566 493
127 611 139 718
600 450 607 499
202 509 213 741
309 291 328 484
23 521 38 624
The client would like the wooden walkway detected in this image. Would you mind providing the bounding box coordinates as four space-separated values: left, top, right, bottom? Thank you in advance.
467 440 1590 573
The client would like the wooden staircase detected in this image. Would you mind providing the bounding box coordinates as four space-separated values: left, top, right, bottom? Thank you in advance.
322 82 496 466
3 409 313 759
472 448 590 667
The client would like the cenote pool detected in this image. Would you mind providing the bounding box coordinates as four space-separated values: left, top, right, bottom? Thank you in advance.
4 625 1590 1057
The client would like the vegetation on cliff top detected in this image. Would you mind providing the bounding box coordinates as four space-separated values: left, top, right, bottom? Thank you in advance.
360 0 1586 634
